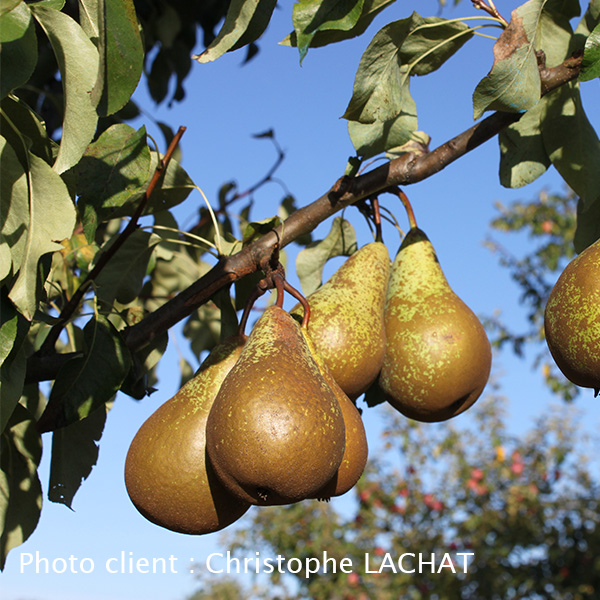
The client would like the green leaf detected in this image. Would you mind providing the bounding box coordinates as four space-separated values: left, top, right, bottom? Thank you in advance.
0 1 37 100
278 195 312 246
499 100 551 188
473 0 546 119
580 22 600 80
143 151 195 214
0 290 30 433
0 95 56 166
541 82 600 210
348 110 418 159
80 0 144 115
573 195 600 252
296 216 357 296
48 403 108 507
292 0 364 62
45 315 130 427
282 0 396 49
1 137 77 320
75 124 151 241
0 1 21 18
242 215 282 245
93 230 162 308
194 0 277 63
31 5 99 174
0 403 42 571
344 14 473 125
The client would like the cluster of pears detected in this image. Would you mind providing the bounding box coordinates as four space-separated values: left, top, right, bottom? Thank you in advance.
125 281 369 535
296 219 492 423
124 198 494 535
544 237 600 396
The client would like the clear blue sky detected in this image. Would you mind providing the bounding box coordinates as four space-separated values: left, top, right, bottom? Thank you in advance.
3 1 599 599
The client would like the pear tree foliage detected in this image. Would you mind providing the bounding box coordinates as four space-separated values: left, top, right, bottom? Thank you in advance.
0 0 599 570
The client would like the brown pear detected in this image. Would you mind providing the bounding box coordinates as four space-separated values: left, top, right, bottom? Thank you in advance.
206 305 346 506
380 227 492 422
301 329 368 499
292 242 390 399
544 237 600 394
124 335 250 534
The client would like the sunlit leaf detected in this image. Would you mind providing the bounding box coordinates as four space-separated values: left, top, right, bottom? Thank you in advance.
473 0 547 119
296 217 357 296
282 0 396 49
1 137 77 320
292 0 364 62
0 1 37 100
194 0 277 63
0 404 42 570
79 0 144 115
580 22 600 80
76 124 150 242
348 108 417 159
31 4 99 174
344 13 473 124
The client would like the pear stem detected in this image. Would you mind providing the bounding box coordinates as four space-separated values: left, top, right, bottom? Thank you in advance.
274 273 285 308
371 197 383 243
389 186 418 230
283 281 311 328
238 286 266 336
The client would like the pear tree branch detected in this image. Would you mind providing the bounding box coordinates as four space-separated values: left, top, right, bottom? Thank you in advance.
26 52 583 385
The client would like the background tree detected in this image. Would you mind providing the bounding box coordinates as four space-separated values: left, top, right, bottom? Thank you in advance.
0 0 599 575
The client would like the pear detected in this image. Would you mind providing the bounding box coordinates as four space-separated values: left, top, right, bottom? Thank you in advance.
544 237 600 394
206 305 346 506
292 242 391 400
302 329 368 499
124 335 250 535
380 227 492 422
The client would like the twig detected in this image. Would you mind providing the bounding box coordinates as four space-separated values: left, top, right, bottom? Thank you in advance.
38 126 186 356
472 0 508 27
190 132 285 233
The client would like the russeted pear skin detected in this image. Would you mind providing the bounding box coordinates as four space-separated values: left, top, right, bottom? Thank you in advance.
302 330 368 499
544 237 600 394
206 306 346 506
124 335 250 534
292 242 391 400
380 227 492 422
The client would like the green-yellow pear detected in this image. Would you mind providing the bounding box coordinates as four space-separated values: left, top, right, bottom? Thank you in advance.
124 335 250 534
544 237 600 395
292 242 390 400
206 305 346 506
380 227 492 422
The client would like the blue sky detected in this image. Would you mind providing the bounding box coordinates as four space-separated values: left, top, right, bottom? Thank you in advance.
3 1 599 599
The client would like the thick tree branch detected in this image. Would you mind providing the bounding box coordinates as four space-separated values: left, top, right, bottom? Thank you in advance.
27 53 583 385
